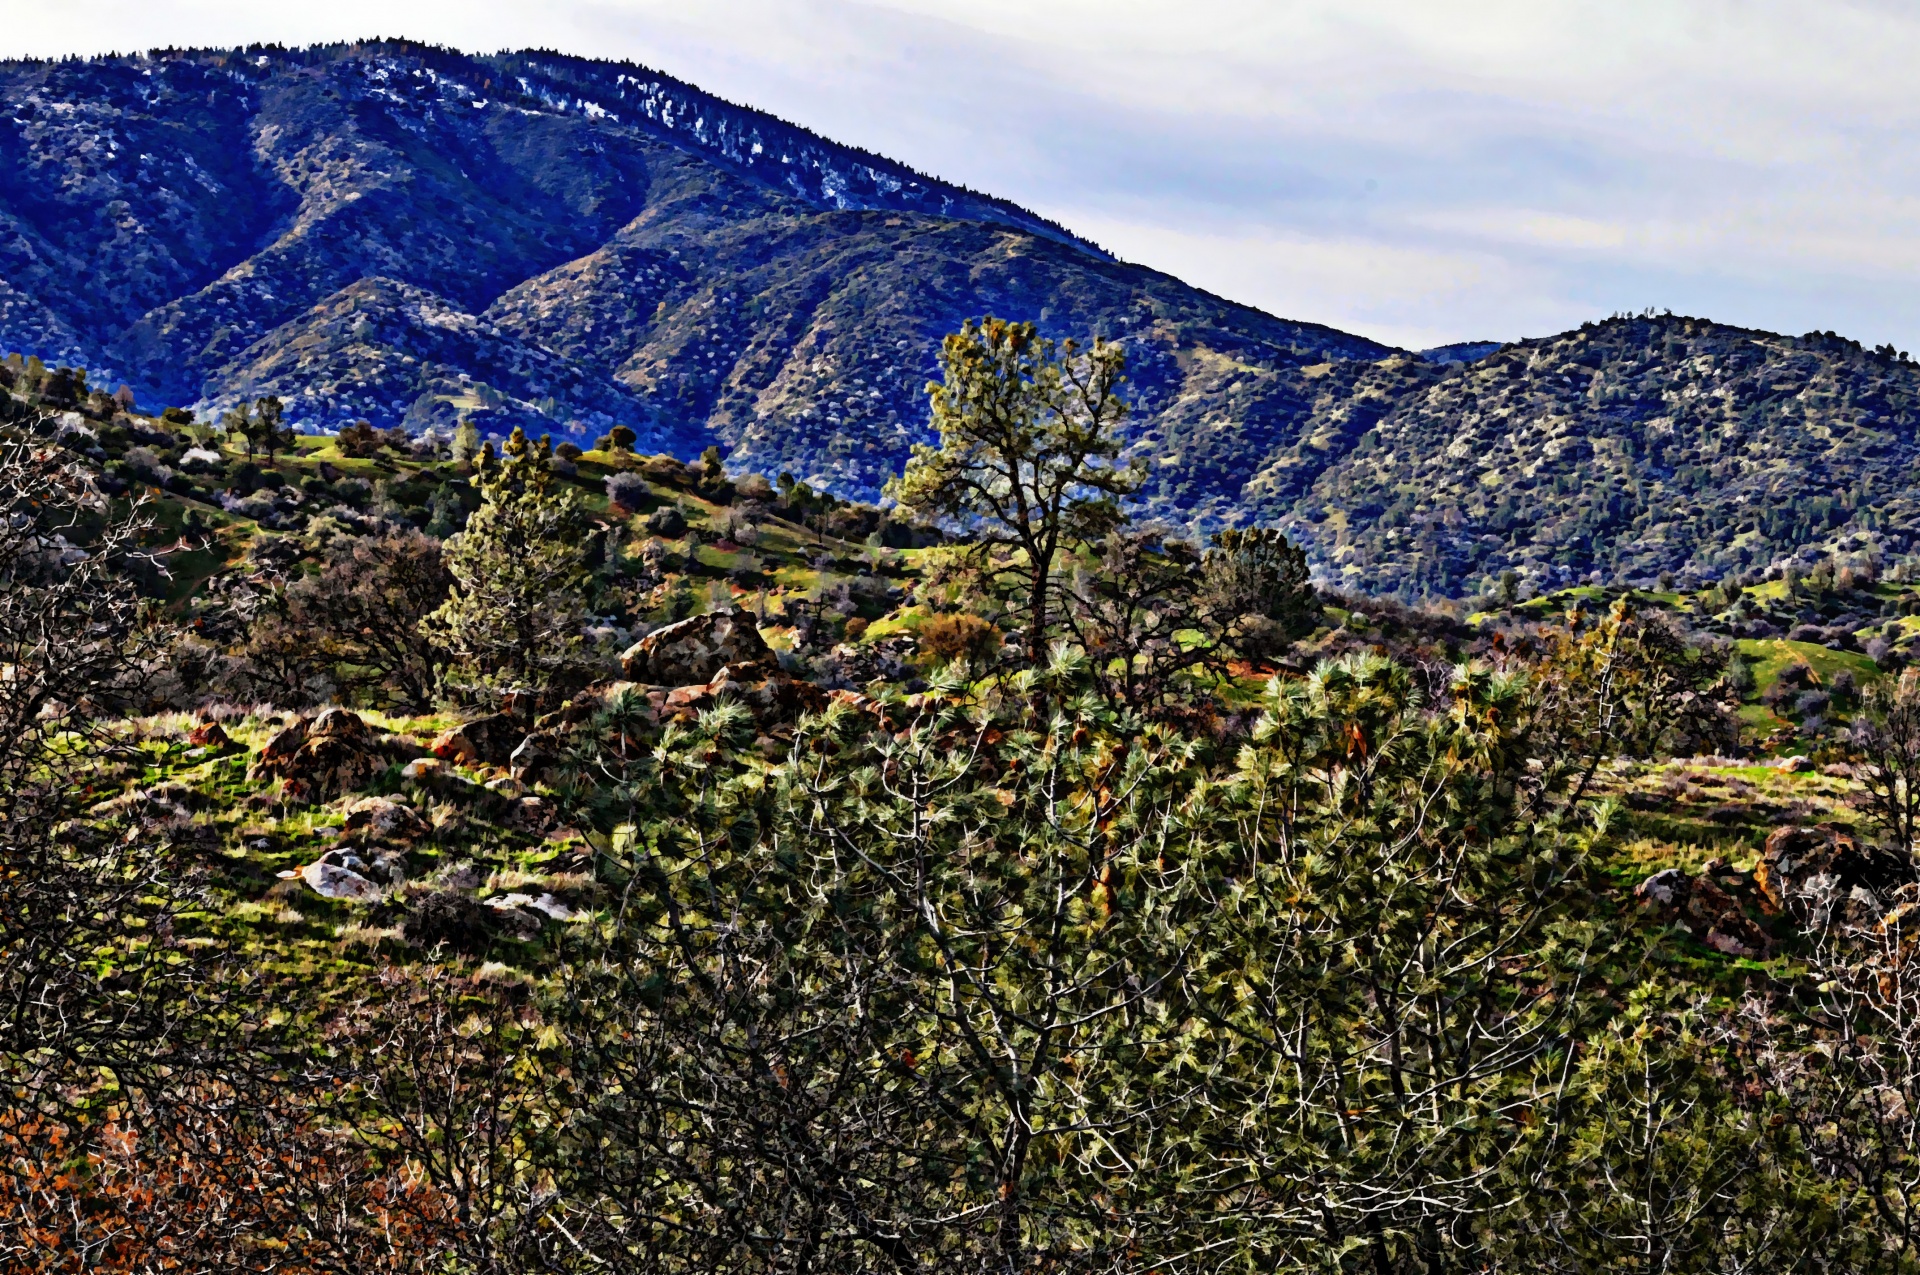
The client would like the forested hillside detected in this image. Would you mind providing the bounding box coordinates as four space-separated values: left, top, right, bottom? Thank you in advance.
0 41 1388 500
7 44 1920 597
1279 316 1920 598
14 319 1920 1270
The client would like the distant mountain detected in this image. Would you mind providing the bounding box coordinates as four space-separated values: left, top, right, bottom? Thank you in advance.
1275 316 1920 597
7 43 1920 597
0 40 1390 497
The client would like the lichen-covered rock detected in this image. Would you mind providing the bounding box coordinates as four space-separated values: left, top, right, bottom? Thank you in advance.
297 841 410 901
256 720 309 770
309 706 368 739
1635 858 1775 958
620 608 772 686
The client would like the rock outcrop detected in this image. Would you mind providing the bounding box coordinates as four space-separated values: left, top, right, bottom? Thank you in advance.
621 609 772 686
430 713 525 767
341 796 430 845
250 708 385 798
1635 858 1775 958
1756 825 1917 929
650 662 829 725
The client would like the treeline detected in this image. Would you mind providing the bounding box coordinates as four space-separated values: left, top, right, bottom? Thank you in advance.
9 321 1920 1271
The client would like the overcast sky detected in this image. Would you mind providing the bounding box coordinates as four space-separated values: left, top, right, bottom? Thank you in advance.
7 0 1919 352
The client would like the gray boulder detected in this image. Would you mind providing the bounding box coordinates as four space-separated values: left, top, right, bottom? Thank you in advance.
621 608 773 686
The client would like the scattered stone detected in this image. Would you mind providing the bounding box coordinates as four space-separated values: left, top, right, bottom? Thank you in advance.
188 721 230 749
431 713 523 766
1635 858 1775 957
342 796 430 844
485 775 526 799
1756 825 1917 928
431 860 486 891
401 757 445 781
620 608 773 685
301 857 381 902
1773 755 1815 773
484 892 577 921
1635 868 1690 909
89 782 197 821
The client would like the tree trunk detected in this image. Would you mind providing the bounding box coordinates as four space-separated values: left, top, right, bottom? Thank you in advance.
1029 559 1049 666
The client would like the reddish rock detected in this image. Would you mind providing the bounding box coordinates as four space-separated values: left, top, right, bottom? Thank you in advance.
1756 825 1915 927
1635 858 1775 958
431 726 477 764
256 720 309 770
251 709 383 798
188 721 230 749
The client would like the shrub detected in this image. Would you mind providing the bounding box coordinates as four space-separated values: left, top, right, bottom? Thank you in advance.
647 505 687 538
642 455 689 484
843 617 870 642
606 472 651 515
918 612 1000 666
403 889 496 954
337 421 381 458
1794 690 1831 719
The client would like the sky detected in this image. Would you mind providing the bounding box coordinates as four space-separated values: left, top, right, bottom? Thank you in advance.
5 0 1919 352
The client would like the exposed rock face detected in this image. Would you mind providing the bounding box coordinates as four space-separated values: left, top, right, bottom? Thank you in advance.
621 609 772 686
1634 858 1775 958
250 709 384 798
1756 825 1917 929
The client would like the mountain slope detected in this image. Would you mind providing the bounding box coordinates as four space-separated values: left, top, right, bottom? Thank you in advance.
1282 316 1920 596
12 43 1920 596
0 40 1394 491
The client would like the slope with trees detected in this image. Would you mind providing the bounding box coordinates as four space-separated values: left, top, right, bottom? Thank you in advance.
9 316 1920 1272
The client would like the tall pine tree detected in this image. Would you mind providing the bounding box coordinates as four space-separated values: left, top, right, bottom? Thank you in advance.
423 427 590 701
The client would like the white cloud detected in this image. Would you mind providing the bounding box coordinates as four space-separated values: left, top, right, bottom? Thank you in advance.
9 1 1920 350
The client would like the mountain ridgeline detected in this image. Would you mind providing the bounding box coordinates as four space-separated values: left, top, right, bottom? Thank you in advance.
3 41 1919 596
